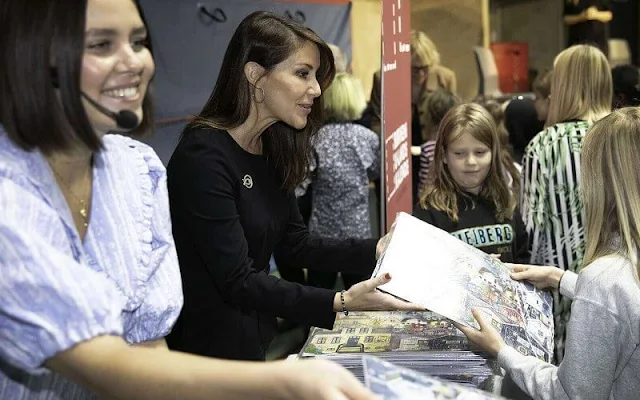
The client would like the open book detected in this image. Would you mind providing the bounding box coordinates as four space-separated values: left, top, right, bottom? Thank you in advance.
372 212 554 362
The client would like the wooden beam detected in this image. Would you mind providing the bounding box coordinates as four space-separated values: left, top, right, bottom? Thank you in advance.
482 0 490 48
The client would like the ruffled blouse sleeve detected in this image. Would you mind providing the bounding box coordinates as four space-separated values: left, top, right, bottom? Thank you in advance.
119 138 183 341
0 171 124 372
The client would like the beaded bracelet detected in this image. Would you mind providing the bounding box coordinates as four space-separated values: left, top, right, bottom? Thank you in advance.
340 290 349 316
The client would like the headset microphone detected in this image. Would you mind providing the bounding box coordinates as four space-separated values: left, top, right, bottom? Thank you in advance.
51 67 140 130
80 92 140 130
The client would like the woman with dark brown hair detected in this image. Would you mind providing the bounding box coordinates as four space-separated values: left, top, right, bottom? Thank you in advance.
166 11 420 362
0 1 381 399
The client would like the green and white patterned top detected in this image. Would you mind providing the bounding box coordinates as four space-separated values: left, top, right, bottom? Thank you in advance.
521 120 590 272
520 120 591 362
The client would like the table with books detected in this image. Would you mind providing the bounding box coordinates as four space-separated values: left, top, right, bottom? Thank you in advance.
297 213 554 400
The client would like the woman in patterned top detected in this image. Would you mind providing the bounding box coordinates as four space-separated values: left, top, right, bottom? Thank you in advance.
520 44 612 362
0 1 382 399
306 72 380 289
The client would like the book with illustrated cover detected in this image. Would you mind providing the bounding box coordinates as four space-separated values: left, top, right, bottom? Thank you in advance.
372 212 554 362
300 311 474 356
299 311 495 389
363 355 506 399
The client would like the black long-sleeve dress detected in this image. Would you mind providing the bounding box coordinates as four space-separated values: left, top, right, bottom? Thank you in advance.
166 127 376 360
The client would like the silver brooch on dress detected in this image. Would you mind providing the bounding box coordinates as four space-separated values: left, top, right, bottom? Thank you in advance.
242 174 253 189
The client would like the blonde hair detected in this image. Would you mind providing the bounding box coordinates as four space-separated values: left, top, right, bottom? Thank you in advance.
419 103 515 222
328 43 347 73
546 45 612 126
323 72 367 122
581 107 640 280
410 30 440 67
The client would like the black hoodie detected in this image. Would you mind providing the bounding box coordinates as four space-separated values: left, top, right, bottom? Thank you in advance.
414 192 530 263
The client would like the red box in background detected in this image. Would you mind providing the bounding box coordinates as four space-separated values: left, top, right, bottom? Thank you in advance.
490 42 529 93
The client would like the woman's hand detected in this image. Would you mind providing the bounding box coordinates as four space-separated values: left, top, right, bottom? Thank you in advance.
336 273 425 312
47 335 375 400
277 359 376 400
453 309 506 357
507 263 565 290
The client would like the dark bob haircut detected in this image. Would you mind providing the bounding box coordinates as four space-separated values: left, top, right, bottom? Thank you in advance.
0 0 154 154
187 11 336 191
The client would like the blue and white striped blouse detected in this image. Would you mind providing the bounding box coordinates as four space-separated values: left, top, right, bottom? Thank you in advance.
0 128 183 399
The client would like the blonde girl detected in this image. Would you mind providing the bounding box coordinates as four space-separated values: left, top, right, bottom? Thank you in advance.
458 107 640 400
415 103 529 263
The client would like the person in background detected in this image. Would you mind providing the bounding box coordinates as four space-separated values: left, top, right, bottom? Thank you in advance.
363 30 457 201
500 70 550 165
0 1 378 399
166 11 421 362
457 107 640 400
416 90 460 195
520 44 612 363
563 0 613 56
328 43 348 73
503 101 544 165
414 103 530 264
611 64 640 108
306 72 380 290
532 69 553 126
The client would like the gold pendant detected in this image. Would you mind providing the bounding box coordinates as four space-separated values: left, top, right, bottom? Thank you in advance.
79 199 89 228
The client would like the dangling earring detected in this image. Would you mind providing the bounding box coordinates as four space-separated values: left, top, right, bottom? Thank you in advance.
253 87 265 103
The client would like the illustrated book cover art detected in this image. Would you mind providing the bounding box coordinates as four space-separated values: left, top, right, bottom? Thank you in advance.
299 311 495 388
372 212 554 362
301 311 475 356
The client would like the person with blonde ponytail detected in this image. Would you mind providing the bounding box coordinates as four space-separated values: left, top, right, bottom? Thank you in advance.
456 107 640 400
520 44 612 361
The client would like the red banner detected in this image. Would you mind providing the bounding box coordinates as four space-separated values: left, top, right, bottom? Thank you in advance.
381 0 412 232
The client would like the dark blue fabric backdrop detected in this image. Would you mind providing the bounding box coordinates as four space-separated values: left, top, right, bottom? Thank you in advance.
138 0 352 164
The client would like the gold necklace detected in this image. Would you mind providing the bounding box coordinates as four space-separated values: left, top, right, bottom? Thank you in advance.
50 166 91 228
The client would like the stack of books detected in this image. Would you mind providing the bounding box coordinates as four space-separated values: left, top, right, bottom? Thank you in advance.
300 310 495 388
363 355 507 399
